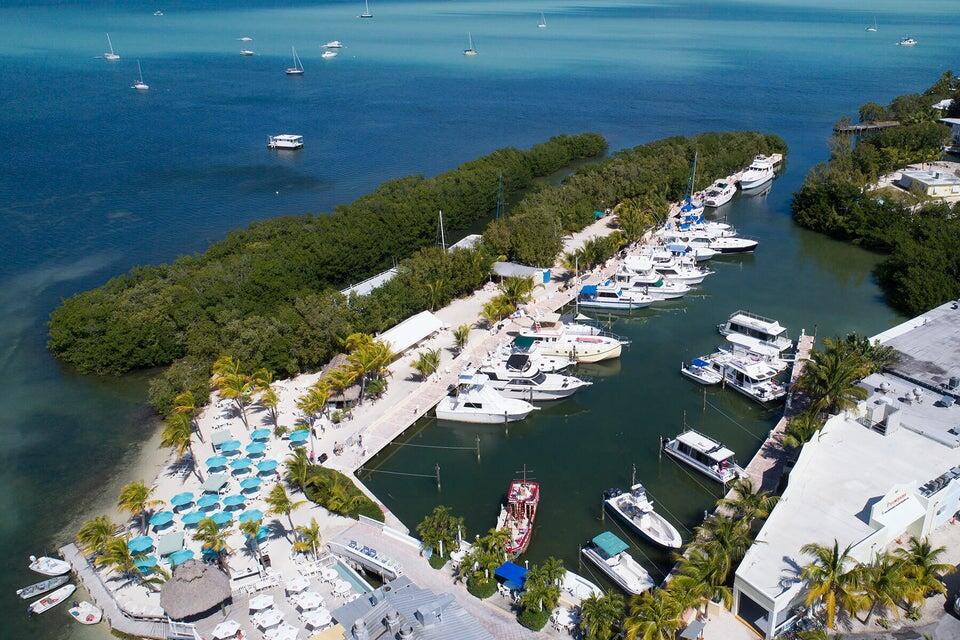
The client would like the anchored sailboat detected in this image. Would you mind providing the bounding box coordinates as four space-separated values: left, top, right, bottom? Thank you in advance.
538 12 547 28
359 0 373 18
286 46 304 75
132 60 149 91
103 33 120 61
865 16 878 32
463 32 478 56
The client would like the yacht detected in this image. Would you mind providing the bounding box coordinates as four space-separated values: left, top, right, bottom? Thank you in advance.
323 40 344 48
495 476 539 555
682 232 757 255
866 17 878 32
434 373 537 423
240 50 255 56
653 259 712 286
132 60 149 91
475 357 591 401
581 532 654 595
559 570 603 608
463 32 478 56
578 282 653 311
516 317 623 363
738 155 775 190
359 0 373 18
603 484 683 549
718 310 792 353
103 33 120 61
677 198 704 219
538 12 547 28
321 50 338 59
680 357 723 385
494 337 575 373
611 271 691 301
897 36 918 46
267 134 304 150
703 180 737 207
286 46 304 75
239 36 254 42
661 430 744 484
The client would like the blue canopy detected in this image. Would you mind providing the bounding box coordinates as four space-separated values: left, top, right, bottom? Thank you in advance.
181 511 204 526
691 357 710 368
494 561 527 588
128 535 154 553
592 531 629 557
240 476 262 490
169 549 195 566
205 455 228 468
149 511 174 527
251 428 271 441
257 459 278 473
197 494 219 509
210 511 232 527
239 508 263 523
246 442 267 456
134 555 158 571
170 491 194 507
222 494 245 507
219 439 241 452
230 456 252 470
579 285 598 296
289 430 310 443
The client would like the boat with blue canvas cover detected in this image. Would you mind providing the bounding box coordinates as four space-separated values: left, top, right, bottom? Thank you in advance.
680 356 722 384
581 531 654 595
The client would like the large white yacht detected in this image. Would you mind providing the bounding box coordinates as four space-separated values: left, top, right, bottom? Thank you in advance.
679 230 758 255
738 155 776 190
474 357 591 401
661 430 744 484
718 310 792 353
581 532 654 595
516 316 623 363
703 180 737 208
652 259 712 286
577 282 653 311
603 484 682 549
435 373 537 424
492 338 574 373
611 271 691 301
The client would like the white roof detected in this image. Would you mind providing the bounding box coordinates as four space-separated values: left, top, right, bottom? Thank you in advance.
676 430 734 460
726 333 781 357
728 311 786 335
899 169 960 187
933 99 954 110
271 134 302 141
377 310 444 354
340 267 398 297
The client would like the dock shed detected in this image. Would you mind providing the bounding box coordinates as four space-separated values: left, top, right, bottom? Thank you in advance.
376 310 444 356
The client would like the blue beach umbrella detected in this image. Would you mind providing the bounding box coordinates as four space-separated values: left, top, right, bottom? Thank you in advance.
230 457 252 470
256 525 270 542
251 428 271 441
149 511 174 527
206 455 228 469
246 442 266 456
181 511 204 526
222 494 245 508
170 492 194 508
240 476 262 491
239 508 263 523
257 459 278 473
134 555 158 571
211 511 232 527
197 494 219 510
128 535 154 553
219 439 242 453
169 549 195 566
289 430 310 443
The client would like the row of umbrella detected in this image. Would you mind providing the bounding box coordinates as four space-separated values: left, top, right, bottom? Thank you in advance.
205 456 279 473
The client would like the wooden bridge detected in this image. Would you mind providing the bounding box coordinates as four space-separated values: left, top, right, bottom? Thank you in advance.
833 120 900 133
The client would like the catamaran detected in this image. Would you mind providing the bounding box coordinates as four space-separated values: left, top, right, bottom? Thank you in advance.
603 484 683 549
475 356 591 401
132 60 149 91
359 0 373 18
103 33 120 61
581 532 654 595
718 310 792 353
496 474 540 555
463 32 478 56
434 373 537 423
661 430 744 484
286 46 304 75
738 155 775 190
538 12 547 28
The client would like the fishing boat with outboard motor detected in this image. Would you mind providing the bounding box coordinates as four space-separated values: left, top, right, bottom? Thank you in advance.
28 584 76 615
16 575 68 600
603 484 682 548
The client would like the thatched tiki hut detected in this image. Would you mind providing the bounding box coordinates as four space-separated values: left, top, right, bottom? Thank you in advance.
161 560 232 621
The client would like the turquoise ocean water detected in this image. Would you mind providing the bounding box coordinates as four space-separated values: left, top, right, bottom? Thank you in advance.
1 1 958 638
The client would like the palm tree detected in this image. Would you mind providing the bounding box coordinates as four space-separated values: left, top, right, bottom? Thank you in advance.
349 341 394 403
342 332 374 353
293 517 323 559
718 477 778 525
797 349 868 414
579 591 625 640
211 354 242 382
194 517 230 558
324 366 358 406
161 412 202 481
96 535 168 587
453 324 471 354
671 550 733 611
117 480 163 533
425 278 446 311
251 367 273 392
416 505 465 559
218 372 254 427
324 476 366 515
690 515 751 581
896 536 955 605
412 349 441 380
260 385 280 428
800 540 865 629
76 515 117 556
265 483 305 531
498 276 534 306
824 334 897 376
172 388 202 442
540 556 566 587
481 297 512 326
239 517 264 565
284 449 311 491
623 591 682 640
783 409 824 449
858 551 911 623
519 564 561 614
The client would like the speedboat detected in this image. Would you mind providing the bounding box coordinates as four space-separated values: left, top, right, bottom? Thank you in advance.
267 134 304 150
321 50 338 59
578 282 653 311
581 532 654 595
739 155 775 190
16 575 69 600
29 556 70 576
476 357 591 401
28 584 76 614
559 570 603 608
703 180 736 207
495 477 539 555
323 40 344 48
718 310 792 353
69 601 103 625
516 316 624 363
682 232 757 254
680 357 723 385
603 484 682 549
897 37 917 46
435 373 537 424
661 430 745 484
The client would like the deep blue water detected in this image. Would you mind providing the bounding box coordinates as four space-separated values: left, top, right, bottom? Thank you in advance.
1 1 958 638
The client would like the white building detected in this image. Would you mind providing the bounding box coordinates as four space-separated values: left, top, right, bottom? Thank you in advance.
895 168 960 197
941 117 960 153
732 301 960 638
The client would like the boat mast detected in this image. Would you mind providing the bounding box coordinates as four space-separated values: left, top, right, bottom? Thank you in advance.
107 33 114 54
438 210 446 252
468 32 474 50
687 149 698 200
137 59 144 83
495 173 504 219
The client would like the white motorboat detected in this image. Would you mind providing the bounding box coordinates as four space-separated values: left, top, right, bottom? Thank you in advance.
435 373 537 424
240 49 255 56
132 60 149 91
516 317 623 363
16 575 69 600
739 155 775 190
703 180 736 207
69 601 103 625
103 33 120 61
578 282 652 311
690 234 757 254
321 50 338 59
559 570 602 608
581 532 654 595
494 338 575 373
29 555 70 576
476 356 591 401
897 36 917 46
154 10 164 17
653 259 712 286
718 310 792 353
538 12 547 28
718 355 786 404
680 357 723 385
611 271 691 301
323 40 344 48
267 134 304 150
603 484 683 549
286 46 304 75
239 36 254 42
661 430 744 484
463 32 478 56
723 333 790 372
359 0 373 18
28 584 75 614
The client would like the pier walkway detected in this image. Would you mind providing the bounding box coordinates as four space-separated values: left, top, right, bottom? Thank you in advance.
833 120 900 133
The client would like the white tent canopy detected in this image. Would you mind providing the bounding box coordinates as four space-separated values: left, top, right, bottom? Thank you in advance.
377 310 444 355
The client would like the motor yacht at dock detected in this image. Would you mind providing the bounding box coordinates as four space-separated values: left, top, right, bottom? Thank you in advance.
491 337 575 373
475 355 591 401
435 373 537 423
703 180 737 207
661 430 745 484
611 270 691 301
495 476 539 555
652 259 712 286
516 315 624 363
577 282 653 311
718 310 792 352
581 532 654 595
603 484 683 549
738 155 776 190
680 356 724 385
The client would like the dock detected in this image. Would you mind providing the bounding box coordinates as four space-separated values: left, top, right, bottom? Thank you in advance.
833 120 900 133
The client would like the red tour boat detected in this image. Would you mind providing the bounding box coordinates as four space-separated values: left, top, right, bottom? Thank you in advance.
496 475 540 556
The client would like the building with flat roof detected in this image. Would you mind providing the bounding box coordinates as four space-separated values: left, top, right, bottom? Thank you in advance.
895 168 960 197
732 301 960 638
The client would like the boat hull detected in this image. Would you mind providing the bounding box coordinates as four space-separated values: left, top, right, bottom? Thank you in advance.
490 383 588 401
739 173 774 190
29 584 76 614
580 548 652 596
434 404 533 424
17 575 69 600
680 365 721 385
604 497 683 549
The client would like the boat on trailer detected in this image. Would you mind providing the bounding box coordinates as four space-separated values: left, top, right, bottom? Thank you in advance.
495 475 540 555
603 484 682 549
662 430 744 484
581 531 654 595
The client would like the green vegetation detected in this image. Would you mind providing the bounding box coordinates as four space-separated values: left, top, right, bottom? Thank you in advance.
579 591 626 640
517 557 565 630
294 462 385 522
457 527 510 599
416 505 465 566
793 71 960 315
484 131 786 266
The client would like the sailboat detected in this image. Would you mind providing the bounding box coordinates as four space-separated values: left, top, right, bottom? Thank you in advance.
463 32 478 56
104 33 120 61
865 16 878 32
359 0 373 19
286 46 304 75
132 60 149 91
538 12 547 29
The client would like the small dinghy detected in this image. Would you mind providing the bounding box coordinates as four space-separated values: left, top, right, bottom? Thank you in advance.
16 575 69 600
29 555 71 576
69 601 103 625
28 584 75 614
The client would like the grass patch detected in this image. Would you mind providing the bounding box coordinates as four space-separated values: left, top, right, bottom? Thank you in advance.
518 607 551 631
303 466 385 522
466 576 497 599
428 553 448 570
